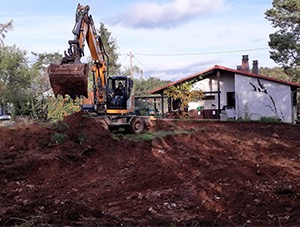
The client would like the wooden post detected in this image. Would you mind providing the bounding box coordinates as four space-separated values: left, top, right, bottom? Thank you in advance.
161 94 164 118
217 71 221 119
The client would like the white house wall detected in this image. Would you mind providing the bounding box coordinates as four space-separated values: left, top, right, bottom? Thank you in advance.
235 74 293 122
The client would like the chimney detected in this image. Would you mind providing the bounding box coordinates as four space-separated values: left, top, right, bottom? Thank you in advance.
241 55 249 72
236 65 242 70
252 60 259 74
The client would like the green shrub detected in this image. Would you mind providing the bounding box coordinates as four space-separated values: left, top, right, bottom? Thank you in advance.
51 133 67 144
259 116 281 122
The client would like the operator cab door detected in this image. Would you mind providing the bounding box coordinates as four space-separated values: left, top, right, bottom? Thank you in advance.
106 76 133 110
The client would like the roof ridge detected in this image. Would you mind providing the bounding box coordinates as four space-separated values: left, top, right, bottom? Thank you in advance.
149 65 300 94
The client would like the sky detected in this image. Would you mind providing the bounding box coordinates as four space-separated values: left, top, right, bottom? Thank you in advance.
1 0 278 81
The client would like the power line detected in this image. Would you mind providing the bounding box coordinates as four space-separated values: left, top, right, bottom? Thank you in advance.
132 55 155 75
118 55 128 64
133 47 269 56
126 47 270 75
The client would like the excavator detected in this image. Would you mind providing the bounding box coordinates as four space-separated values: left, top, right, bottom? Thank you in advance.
48 3 149 134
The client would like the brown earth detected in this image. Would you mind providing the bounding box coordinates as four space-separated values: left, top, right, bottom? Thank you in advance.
1 112 300 226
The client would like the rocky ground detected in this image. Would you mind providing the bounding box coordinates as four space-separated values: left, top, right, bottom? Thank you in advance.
1 112 300 226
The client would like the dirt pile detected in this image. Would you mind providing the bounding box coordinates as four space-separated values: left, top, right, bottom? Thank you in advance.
1 112 300 226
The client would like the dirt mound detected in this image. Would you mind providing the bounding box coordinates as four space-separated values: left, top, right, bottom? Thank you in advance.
1 114 300 226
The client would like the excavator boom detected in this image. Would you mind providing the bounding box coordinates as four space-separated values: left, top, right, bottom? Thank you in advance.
48 3 106 101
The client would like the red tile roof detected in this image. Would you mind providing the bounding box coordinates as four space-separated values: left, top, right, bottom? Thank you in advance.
149 65 300 94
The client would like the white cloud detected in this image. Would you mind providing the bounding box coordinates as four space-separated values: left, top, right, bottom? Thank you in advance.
109 0 224 29
154 59 215 72
147 71 188 81
132 59 217 81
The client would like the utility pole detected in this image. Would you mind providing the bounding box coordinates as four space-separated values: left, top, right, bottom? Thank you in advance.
130 51 133 79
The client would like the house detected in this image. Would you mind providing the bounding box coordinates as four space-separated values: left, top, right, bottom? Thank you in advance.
150 55 300 123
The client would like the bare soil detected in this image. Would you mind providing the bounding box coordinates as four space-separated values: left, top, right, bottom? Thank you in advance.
1 112 300 226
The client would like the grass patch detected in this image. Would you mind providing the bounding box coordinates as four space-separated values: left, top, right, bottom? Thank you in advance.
118 130 191 142
259 116 281 122
51 133 67 144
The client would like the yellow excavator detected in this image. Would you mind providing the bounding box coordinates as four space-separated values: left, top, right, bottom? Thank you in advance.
48 4 149 133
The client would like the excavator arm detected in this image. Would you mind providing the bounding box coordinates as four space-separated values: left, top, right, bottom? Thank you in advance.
48 4 108 110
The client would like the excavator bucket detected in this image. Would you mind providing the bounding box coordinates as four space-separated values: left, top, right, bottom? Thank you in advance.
48 63 89 99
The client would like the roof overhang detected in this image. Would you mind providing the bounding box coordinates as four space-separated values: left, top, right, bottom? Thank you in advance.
149 65 300 95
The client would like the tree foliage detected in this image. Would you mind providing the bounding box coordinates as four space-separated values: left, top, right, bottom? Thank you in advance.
265 0 300 82
259 66 290 80
0 20 13 45
0 45 39 116
46 96 81 122
164 80 204 111
134 77 171 96
0 21 43 117
97 23 121 75
31 52 63 93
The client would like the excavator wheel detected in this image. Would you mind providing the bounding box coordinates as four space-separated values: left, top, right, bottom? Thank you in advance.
48 63 89 99
129 117 145 134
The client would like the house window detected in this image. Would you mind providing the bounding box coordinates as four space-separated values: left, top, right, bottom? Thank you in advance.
227 92 235 108
202 95 215 100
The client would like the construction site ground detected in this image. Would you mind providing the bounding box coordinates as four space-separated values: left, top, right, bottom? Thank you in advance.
1 112 300 226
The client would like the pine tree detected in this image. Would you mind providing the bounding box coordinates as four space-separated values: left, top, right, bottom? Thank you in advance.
0 20 13 45
97 23 121 75
265 0 300 82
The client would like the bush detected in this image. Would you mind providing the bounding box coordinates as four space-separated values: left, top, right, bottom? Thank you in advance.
259 116 281 122
51 133 67 144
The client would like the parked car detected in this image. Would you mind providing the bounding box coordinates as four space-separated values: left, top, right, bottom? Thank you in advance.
0 114 11 121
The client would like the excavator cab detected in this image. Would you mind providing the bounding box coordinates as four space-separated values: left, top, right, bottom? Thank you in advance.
106 76 134 112
81 75 134 113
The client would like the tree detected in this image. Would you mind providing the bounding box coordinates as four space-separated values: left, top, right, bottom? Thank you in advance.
259 66 290 80
31 52 63 93
164 80 204 117
0 45 36 116
97 23 121 75
134 77 171 96
0 20 13 45
265 0 300 82
0 47 64 119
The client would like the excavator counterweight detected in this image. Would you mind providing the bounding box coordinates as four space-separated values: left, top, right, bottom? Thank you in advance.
48 63 88 99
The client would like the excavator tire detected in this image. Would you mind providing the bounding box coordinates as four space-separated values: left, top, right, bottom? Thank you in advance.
129 117 145 134
48 63 89 99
